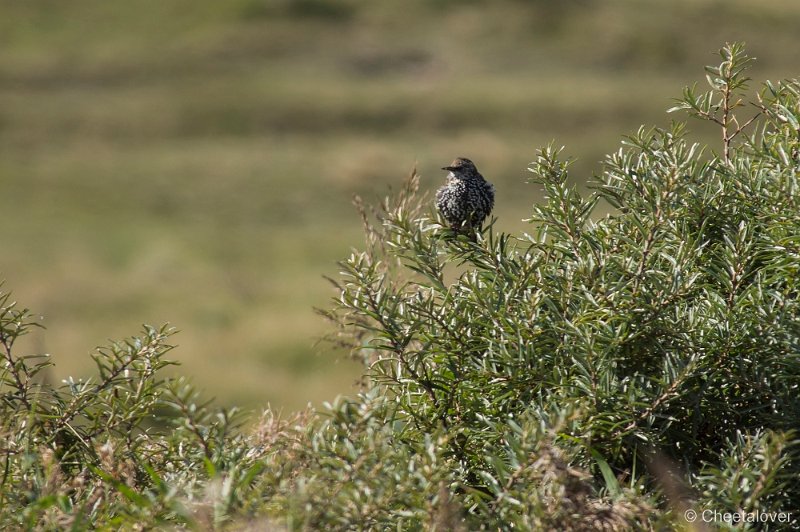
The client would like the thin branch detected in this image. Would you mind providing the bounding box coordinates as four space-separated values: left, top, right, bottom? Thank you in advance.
0 332 32 411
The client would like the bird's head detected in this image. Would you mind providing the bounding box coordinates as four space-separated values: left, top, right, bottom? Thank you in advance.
441 157 477 177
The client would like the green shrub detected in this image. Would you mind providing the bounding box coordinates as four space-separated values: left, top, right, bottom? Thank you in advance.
1 43 798 530
317 42 800 529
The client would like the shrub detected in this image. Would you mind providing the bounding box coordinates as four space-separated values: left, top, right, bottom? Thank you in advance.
318 42 800 528
1 43 798 529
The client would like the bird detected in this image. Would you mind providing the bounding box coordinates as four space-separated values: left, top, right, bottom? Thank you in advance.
435 157 495 240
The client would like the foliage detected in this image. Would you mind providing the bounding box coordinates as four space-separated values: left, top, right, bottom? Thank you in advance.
319 42 800 529
1 43 799 529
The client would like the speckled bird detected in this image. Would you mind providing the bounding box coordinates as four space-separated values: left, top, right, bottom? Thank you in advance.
436 157 495 238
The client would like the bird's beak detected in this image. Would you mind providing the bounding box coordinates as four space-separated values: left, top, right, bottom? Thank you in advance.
442 166 456 171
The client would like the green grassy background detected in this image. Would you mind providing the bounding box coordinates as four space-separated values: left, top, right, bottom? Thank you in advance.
1 0 798 409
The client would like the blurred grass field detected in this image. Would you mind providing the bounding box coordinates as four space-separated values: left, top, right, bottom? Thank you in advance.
1 0 798 409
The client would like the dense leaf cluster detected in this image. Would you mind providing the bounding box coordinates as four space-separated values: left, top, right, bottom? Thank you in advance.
1 44 798 530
